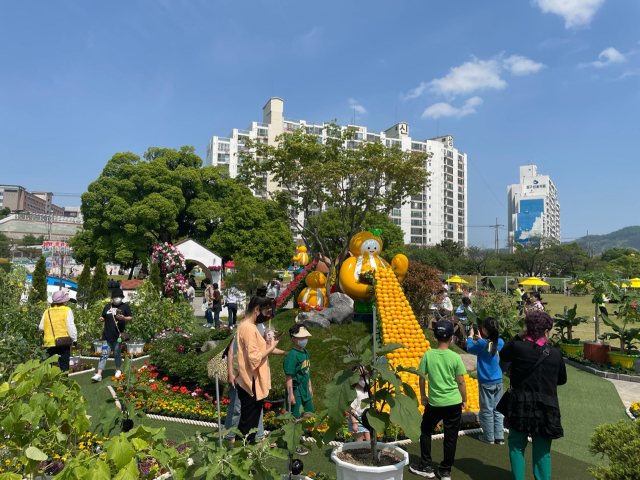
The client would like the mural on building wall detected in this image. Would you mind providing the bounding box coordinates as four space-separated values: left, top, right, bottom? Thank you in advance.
515 198 544 247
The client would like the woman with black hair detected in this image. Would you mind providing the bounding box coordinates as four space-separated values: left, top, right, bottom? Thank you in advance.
235 295 281 442
499 310 567 480
467 317 504 444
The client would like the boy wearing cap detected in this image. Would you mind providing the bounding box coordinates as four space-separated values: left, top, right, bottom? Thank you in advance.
410 320 467 480
92 288 133 382
284 324 314 419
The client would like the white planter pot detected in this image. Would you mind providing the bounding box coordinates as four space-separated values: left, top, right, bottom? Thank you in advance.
94 340 104 354
331 441 409 480
69 355 81 367
127 343 145 355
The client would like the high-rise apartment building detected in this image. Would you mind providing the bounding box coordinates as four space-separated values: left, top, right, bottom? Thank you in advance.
507 165 560 251
205 98 468 247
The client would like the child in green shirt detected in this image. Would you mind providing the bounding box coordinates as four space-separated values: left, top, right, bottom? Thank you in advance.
283 324 314 418
410 320 467 480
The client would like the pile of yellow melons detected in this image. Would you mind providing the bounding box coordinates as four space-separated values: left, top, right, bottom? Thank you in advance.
374 268 479 414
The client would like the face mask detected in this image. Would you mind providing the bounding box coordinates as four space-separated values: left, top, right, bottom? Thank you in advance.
256 311 270 324
296 338 308 348
112 297 123 305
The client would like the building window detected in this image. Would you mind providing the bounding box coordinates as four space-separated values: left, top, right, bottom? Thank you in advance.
392 209 401 216
411 202 423 209
411 236 423 244
218 143 230 152
411 210 422 218
257 128 268 137
411 219 422 226
411 228 423 235
217 153 230 163
392 218 401 225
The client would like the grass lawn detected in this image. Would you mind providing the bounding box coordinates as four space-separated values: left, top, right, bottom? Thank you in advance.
542 293 615 343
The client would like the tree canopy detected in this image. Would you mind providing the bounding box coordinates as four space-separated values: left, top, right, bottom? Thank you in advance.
72 146 293 275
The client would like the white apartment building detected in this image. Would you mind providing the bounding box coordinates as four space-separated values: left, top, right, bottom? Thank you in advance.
206 98 468 247
507 165 561 252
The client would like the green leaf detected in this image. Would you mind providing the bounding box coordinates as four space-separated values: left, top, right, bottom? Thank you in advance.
282 421 304 454
106 434 137 470
376 343 404 355
25 446 48 461
131 438 149 451
366 409 390 436
388 393 423 442
0 473 24 480
376 365 401 390
113 457 138 480
56 431 68 442
324 369 360 422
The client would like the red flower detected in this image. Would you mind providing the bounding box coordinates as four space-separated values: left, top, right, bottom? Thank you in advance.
264 402 272 408
162 377 168 381
151 384 157 390
173 386 179 392
152 372 158 377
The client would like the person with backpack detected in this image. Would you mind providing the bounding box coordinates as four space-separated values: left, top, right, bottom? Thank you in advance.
499 310 567 480
39 290 77 372
410 320 467 480
467 318 505 445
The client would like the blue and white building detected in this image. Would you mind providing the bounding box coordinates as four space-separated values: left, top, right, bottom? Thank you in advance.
507 165 561 252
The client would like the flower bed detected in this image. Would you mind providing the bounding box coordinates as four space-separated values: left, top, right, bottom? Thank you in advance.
276 260 319 311
562 350 640 377
112 363 228 422
631 401 640 419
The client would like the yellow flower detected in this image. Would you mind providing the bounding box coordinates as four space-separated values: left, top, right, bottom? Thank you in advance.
21 307 28 312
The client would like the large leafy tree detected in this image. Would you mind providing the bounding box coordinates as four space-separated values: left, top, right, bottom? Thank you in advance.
239 122 429 298
73 147 292 277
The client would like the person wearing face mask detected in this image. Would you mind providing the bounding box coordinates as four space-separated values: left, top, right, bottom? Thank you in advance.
235 295 282 443
92 288 133 382
283 324 314 422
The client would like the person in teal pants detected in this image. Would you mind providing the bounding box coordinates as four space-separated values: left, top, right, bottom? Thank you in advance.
499 310 567 480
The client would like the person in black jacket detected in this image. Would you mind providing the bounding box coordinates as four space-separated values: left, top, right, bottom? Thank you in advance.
499 310 567 480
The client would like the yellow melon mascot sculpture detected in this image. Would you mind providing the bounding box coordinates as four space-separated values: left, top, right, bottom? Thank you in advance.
292 245 309 267
297 271 328 308
339 230 408 313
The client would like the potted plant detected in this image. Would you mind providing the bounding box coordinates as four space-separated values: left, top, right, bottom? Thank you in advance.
93 339 104 354
126 340 146 356
323 334 422 480
600 293 640 369
554 304 590 355
572 272 620 363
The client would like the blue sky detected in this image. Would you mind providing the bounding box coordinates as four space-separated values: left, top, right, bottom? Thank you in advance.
1 0 638 248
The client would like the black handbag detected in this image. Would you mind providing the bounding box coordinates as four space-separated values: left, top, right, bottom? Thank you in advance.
496 345 550 416
48 310 73 347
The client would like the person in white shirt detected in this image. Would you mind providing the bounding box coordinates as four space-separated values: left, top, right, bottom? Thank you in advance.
224 286 240 328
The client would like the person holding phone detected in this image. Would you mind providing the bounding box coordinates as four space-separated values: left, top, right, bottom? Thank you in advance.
235 295 283 443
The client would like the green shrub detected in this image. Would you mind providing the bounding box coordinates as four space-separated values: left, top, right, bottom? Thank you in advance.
0 262 11 273
590 419 640 480
89 257 108 305
29 255 48 304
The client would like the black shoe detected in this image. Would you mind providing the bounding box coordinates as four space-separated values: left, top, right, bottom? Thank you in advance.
439 470 452 480
409 463 435 478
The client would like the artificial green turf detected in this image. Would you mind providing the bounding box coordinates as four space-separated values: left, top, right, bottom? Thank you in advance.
554 365 626 464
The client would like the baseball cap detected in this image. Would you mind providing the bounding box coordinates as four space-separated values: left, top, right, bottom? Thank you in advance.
111 288 124 298
291 325 312 338
433 320 454 341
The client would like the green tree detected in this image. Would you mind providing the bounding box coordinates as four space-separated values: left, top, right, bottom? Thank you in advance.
573 271 621 342
75 264 91 308
0 206 10 220
239 122 429 300
21 234 45 246
512 236 557 277
601 247 638 262
607 253 640 278
223 257 273 296
0 232 12 258
30 255 48 304
406 245 451 272
89 258 109 305
149 261 162 294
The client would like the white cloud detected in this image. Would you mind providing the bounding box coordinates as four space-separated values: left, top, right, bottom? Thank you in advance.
579 47 628 67
348 98 367 115
503 55 546 75
421 97 483 119
428 58 506 97
403 54 544 101
533 0 606 29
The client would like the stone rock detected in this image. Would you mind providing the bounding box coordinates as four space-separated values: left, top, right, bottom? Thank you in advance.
201 340 221 352
299 311 331 329
321 293 354 325
459 354 477 373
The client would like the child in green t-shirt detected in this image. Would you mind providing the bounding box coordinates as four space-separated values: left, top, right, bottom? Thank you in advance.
283 324 314 419
409 320 467 480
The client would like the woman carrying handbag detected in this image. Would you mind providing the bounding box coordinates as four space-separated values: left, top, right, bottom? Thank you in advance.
498 310 567 480
38 290 77 371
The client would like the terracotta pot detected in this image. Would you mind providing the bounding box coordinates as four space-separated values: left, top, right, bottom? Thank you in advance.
583 341 610 363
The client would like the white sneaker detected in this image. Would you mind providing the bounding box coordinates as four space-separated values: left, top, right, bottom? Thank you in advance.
91 373 102 382
211 326 216 330
115 370 122 378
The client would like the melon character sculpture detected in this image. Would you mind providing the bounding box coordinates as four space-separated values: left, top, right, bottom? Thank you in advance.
297 271 328 309
292 245 309 268
339 230 409 313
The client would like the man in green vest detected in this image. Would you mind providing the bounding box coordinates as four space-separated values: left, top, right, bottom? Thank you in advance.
38 290 77 371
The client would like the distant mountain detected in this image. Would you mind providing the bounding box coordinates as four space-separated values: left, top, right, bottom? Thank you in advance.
570 226 640 255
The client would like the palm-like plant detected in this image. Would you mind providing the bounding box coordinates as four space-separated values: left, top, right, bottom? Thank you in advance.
572 272 621 342
600 293 640 355
554 304 589 344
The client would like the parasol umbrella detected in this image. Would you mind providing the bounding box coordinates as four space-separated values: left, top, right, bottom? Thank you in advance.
445 275 468 284
520 277 550 286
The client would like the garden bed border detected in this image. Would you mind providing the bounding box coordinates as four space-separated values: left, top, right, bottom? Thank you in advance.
626 407 637 421
79 355 150 362
564 359 640 383
68 367 95 377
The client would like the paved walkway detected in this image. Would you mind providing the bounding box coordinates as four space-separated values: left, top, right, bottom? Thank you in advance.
605 378 640 408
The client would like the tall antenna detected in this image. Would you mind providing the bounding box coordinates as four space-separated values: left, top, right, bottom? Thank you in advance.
492 218 504 254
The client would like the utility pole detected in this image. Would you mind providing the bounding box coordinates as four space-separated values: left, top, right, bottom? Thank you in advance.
492 218 504 255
